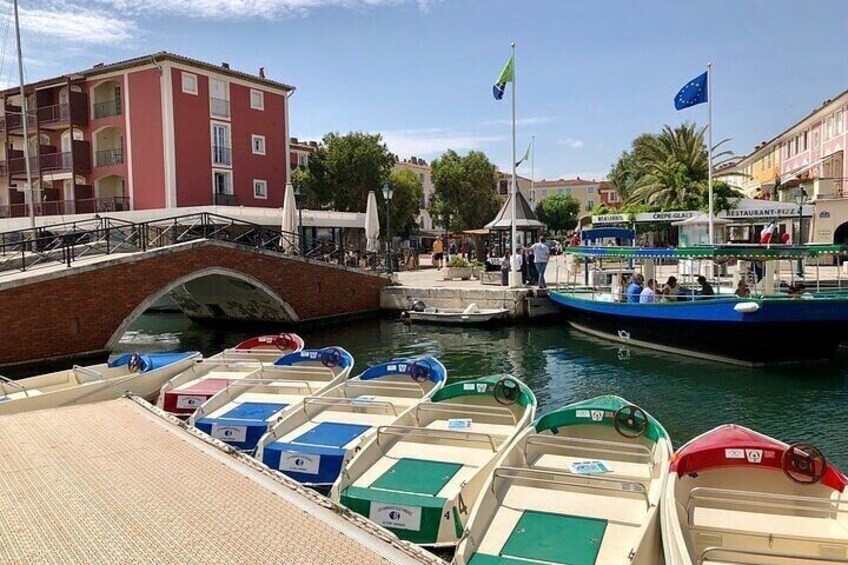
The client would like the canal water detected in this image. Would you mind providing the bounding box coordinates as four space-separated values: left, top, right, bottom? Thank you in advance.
118 313 848 469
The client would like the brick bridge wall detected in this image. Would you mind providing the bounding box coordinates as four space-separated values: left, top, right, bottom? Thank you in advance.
0 240 389 368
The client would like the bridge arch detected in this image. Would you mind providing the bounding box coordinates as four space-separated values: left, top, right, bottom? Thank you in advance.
106 266 300 350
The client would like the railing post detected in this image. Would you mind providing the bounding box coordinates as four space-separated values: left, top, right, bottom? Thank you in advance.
65 238 71 267
20 244 25 271
105 226 111 254
172 219 178 245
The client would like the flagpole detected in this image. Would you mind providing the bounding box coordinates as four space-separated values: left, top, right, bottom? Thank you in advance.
707 62 714 245
530 135 535 206
510 42 518 286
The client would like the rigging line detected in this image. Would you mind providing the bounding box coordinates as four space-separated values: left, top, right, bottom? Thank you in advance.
0 5 11 91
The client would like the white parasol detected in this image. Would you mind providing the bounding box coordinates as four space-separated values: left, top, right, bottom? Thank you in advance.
365 191 380 253
280 183 298 253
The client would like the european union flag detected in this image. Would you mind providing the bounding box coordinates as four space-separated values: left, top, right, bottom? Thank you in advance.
674 71 708 110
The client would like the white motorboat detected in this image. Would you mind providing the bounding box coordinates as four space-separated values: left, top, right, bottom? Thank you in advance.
663 424 848 565
208 333 304 362
455 395 671 565
403 302 509 326
0 351 200 415
255 356 447 486
330 375 536 547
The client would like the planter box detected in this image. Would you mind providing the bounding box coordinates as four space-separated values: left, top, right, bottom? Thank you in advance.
443 266 473 280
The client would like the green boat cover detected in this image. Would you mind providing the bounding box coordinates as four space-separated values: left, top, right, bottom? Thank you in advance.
468 554 544 565
566 244 848 260
371 458 462 496
500 511 607 565
533 395 668 444
431 374 536 408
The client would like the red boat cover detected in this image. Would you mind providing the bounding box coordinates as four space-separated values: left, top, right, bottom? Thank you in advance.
671 424 848 492
233 334 304 353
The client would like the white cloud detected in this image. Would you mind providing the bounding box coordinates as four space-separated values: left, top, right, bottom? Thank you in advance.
92 0 434 19
0 2 137 45
558 138 585 149
379 128 504 157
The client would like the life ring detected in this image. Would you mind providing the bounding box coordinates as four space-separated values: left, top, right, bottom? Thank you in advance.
272 333 294 351
127 352 143 373
321 348 343 368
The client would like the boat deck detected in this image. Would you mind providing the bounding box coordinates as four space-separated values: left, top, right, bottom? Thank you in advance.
0 397 444 565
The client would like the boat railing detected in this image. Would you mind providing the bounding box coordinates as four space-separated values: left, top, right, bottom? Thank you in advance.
687 487 848 525
491 465 650 509
0 374 29 398
699 546 848 564
195 358 264 368
524 435 653 465
416 402 518 425
72 365 105 382
303 397 399 418
375 425 499 452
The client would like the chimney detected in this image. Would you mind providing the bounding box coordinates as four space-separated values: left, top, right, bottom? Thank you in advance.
222 62 230 69
291 137 299 144
576 176 581 180
259 67 265 79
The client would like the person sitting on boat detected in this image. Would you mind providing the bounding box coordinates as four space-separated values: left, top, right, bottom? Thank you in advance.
626 274 644 303
612 273 629 303
639 278 658 303
696 275 715 298
662 276 683 302
735 279 751 298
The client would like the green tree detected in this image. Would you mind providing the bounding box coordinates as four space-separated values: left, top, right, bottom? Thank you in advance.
302 132 396 212
535 193 581 235
385 168 424 239
429 150 501 232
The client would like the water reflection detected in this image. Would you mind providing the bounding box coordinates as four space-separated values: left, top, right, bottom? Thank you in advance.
118 314 848 468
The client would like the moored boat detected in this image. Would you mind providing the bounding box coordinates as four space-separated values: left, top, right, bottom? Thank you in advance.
256 355 447 486
455 395 671 565
662 424 848 565
188 348 354 451
208 333 304 362
549 245 848 365
403 303 509 326
157 345 349 419
0 351 200 415
330 375 536 547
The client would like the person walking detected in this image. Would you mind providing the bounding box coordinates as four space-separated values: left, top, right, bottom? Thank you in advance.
530 236 551 288
501 250 511 286
432 238 444 270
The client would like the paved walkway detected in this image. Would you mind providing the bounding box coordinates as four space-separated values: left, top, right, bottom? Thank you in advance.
0 398 443 565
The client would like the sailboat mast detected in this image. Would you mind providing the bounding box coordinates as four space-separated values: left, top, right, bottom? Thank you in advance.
14 0 35 231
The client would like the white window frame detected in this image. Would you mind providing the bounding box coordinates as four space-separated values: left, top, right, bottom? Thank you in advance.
212 169 233 195
251 134 266 155
298 153 308 167
253 179 268 200
211 122 232 167
250 89 264 110
181 72 198 95
209 77 230 119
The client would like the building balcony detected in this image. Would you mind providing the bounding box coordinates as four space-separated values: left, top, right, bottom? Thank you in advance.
213 193 239 206
212 145 232 166
0 195 129 218
8 140 92 175
95 148 124 168
93 99 122 119
211 98 230 119
2 91 88 133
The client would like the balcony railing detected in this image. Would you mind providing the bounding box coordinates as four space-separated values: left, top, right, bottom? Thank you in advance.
212 145 232 166
8 142 92 175
95 148 124 167
213 193 239 206
93 99 122 119
211 98 230 118
0 196 129 218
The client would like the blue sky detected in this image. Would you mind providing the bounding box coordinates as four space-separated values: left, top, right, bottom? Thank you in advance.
5 0 848 181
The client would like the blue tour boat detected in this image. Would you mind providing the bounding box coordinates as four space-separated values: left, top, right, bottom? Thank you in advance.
549 244 848 365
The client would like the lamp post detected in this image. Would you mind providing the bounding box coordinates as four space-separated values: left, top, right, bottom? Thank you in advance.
293 183 304 256
383 182 393 274
795 186 809 277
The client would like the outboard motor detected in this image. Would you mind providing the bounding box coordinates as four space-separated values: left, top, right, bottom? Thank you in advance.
411 299 427 312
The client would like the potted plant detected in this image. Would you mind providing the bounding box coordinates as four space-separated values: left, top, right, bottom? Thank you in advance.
443 256 474 280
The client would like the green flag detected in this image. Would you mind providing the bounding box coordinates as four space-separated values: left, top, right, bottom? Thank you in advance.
515 140 531 167
492 56 514 100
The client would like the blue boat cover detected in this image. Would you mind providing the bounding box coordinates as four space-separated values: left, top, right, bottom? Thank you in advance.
264 422 371 484
221 402 289 421
358 356 446 385
273 347 354 369
195 401 289 450
108 351 198 373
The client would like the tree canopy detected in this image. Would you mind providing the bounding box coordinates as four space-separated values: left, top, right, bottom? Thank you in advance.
609 123 741 211
429 150 501 232
535 193 581 234
385 168 424 239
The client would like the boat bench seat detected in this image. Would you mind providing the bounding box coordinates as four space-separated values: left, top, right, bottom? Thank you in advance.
692 506 848 543
530 453 652 489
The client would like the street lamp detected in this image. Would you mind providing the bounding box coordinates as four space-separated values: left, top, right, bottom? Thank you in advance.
795 186 809 277
383 182 393 274
293 183 304 256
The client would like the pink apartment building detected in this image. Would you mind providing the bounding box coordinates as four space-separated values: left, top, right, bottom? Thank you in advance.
0 52 293 218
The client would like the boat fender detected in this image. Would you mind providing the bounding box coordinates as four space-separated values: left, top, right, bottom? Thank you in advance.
734 302 760 314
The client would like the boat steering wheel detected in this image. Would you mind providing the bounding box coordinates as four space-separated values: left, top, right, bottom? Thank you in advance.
321 348 343 368
127 352 143 373
493 377 521 406
613 404 649 439
273 333 295 351
408 360 432 383
782 443 827 485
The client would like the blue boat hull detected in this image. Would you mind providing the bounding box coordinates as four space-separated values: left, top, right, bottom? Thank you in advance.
548 291 848 364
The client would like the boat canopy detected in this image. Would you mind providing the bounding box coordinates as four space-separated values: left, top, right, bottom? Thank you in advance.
567 244 848 260
431 374 536 407
580 227 635 245
533 395 668 443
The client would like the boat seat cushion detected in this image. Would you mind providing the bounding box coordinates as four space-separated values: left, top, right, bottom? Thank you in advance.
292 422 371 448
692 506 848 542
370 458 463 496
467 554 538 565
